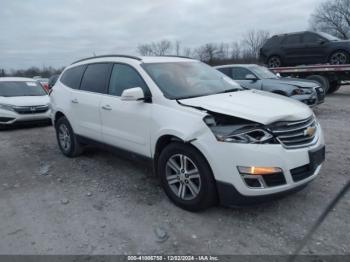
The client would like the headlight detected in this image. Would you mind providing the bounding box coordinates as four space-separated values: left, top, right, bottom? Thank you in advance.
204 115 275 144
292 88 304 95
0 104 15 112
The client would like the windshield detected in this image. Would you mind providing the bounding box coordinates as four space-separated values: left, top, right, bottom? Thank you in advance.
318 32 340 41
0 81 47 97
142 62 242 99
250 65 278 79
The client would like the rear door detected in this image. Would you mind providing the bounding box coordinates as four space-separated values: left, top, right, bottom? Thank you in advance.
70 63 112 142
100 63 152 157
231 67 262 90
281 34 305 65
300 32 328 63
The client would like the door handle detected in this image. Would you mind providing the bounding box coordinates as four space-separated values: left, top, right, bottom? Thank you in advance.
102 105 112 111
71 98 79 104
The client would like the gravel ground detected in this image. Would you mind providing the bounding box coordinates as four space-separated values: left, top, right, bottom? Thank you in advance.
0 87 349 255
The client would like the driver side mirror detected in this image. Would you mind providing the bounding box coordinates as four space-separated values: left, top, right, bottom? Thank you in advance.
245 74 258 81
121 87 145 101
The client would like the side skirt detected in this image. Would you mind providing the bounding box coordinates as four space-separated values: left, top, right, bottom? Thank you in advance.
76 135 154 169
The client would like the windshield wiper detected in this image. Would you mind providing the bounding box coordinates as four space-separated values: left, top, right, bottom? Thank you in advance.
215 88 242 94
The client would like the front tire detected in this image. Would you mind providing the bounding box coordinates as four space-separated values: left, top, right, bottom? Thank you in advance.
55 116 83 157
329 51 349 65
158 142 217 211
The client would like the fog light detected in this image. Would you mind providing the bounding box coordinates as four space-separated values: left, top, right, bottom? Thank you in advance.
238 166 282 175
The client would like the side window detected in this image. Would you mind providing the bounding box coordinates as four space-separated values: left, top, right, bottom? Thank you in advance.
231 67 253 80
217 67 232 78
80 63 112 94
108 64 149 96
60 65 86 89
282 35 301 45
302 33 323 44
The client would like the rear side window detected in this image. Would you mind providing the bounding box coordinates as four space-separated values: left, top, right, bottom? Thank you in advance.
217 67 232 78
302 33 324 44
282 34 301 45
231 67 253 80
60 65 86 89
108 64 149 96
80 63 112 94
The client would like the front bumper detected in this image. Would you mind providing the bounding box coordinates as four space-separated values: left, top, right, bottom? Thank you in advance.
0 108 51 126
292 93 318 107
192 125 325 204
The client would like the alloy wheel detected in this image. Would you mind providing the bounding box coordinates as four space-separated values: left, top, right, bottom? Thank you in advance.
58 124 71 151
268 57 281 68
165 154 201 201
330 52 348 65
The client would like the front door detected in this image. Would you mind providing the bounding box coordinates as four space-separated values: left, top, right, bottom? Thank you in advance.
100 63 152 157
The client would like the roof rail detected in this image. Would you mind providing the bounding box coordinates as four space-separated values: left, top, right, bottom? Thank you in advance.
159 55 192 59
71 54 142 65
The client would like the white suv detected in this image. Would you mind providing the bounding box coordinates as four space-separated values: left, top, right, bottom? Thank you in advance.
50 55 325 211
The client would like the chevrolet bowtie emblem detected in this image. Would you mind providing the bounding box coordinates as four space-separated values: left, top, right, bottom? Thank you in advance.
304 126 316 137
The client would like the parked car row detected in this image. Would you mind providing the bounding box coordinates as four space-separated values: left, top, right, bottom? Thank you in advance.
215 64 325 107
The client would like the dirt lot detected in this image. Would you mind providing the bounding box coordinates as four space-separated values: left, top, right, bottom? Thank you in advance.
0 87 349 255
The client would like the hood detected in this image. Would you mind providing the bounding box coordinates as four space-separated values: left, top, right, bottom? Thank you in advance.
263 77 319 89
0 95 50 106
179 90 312 125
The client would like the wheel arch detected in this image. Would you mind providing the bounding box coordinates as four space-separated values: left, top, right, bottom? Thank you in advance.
328 49 350 61
153 134 213 179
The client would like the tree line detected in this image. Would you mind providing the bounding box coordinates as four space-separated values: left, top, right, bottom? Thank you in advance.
137 29 270 66
0 66 63 78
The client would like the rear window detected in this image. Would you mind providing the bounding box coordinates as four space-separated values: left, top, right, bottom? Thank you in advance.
80 63 112 94
60 65 86 89
0 81 47 97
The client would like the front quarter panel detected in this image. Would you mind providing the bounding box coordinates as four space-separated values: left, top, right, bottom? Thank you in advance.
150 102 209 157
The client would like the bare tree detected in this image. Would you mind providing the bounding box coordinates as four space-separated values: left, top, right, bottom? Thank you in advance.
242 29 270 59
174 41 181 56
194 43 219 64
310 0 350 39
137 44 154 56
182 47 193 58
137 40 173 56
231 42 242 61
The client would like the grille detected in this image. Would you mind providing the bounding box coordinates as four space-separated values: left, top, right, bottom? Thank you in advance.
269 116 318 149
13 105 49 115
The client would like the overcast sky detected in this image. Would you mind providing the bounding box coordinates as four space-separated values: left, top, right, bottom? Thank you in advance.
0 0 320 70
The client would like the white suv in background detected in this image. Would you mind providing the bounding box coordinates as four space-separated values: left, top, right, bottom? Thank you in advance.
0 77 51 128
50 55 325 211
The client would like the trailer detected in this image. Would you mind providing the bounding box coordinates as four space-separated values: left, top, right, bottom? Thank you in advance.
270 64 350 94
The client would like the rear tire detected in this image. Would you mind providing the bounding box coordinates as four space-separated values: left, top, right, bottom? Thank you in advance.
328 81 341 94
157 142 217 211
55 116 83 157
267 56 282 68
306 75 330 94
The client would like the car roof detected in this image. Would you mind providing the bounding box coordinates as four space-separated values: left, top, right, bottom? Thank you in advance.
271 30 315 38
0 77 37 82
215 64 260 69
